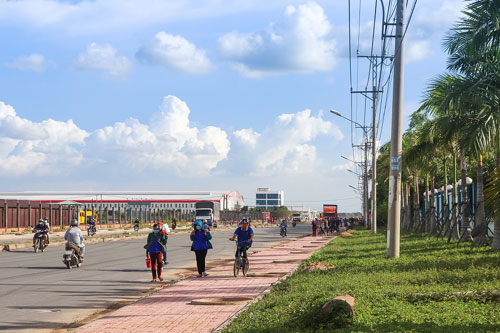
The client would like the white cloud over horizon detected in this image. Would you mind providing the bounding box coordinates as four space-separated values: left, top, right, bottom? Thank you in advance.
136 32 212 74
74 42 131 78
218 1 337 77
231 109 343 175
0 101 88 175
4 54 51 72
0 97 343 180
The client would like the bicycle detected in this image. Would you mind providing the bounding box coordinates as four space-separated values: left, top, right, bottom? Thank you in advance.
233 240 250 277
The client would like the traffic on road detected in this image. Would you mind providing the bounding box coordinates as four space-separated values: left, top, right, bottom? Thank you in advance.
0 221 311 332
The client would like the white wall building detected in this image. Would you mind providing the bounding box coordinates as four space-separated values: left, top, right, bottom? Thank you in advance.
255 188 284 210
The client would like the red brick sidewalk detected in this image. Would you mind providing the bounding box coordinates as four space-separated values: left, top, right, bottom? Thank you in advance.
75 235 335 333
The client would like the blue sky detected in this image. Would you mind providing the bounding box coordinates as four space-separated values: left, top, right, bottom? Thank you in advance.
0 0 465 211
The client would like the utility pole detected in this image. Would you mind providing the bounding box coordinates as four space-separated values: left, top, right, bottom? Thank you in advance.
372 85 377 234
387 0 406 258
364 140 369 229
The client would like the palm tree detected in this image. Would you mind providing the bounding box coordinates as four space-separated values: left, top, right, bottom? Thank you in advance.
443 0 500 250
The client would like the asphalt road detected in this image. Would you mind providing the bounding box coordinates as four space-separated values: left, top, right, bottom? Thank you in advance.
0 223 311 332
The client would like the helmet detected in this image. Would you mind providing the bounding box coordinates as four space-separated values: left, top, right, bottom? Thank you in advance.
39 219 45 223
70 219 79 227
241 218 248 224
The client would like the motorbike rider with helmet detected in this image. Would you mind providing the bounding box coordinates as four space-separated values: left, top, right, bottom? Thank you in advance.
43 217 50 244
280 219 288 236
33 218 49 246
64 219 85 261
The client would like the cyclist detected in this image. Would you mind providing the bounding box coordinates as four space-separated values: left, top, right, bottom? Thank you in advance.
229 218 254 261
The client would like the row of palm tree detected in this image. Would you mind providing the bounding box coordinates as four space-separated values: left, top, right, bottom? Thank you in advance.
375 0 500 250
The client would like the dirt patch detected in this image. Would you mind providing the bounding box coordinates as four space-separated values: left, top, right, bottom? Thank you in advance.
301 261 335 272
340 232 353 237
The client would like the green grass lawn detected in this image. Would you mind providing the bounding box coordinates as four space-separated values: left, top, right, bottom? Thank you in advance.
223 229 500 332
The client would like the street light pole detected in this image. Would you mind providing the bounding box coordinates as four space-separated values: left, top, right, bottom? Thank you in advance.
331 110 370 229
387 0 406 258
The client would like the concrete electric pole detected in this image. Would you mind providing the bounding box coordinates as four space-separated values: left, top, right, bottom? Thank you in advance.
387 0 406 258
372 85 377 234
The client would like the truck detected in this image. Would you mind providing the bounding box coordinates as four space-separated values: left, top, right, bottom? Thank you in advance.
195 201 221 228
322 204 338 219
291 213 301 223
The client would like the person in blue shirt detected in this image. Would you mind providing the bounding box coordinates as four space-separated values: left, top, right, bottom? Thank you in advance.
144 224 167 282
190 220 213 278
229 218 254 260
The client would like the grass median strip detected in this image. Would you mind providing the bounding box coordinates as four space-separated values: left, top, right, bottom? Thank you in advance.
222 229 500 332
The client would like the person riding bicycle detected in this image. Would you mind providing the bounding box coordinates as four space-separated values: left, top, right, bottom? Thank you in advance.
33 219 49 246
229 218 254 260
64 219 85 261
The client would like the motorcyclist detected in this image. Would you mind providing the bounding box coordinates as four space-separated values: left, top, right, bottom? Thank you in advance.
171 218 177 230
280 219 287 235
134 218 140 230
87 216 96 233
64 219 85 261
43 218 51 244
229 218 254 260
33 219 49 246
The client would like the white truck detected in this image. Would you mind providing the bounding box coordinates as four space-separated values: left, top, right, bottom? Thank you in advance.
195 201 220 228
292 213 301 223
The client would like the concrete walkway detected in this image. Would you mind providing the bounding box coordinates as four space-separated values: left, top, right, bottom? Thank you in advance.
74 235 335 333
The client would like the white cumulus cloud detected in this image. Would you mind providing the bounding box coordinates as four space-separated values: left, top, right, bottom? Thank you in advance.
230 109 343 175
5 54 51 72
86 95 229 175
136 32 212 74
218 1 337 77
74 42 131 78
0 101 88 175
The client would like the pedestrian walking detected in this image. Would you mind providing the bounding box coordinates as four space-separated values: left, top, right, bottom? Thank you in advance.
312 219 317 237
190 220 213 278
144 223 167 282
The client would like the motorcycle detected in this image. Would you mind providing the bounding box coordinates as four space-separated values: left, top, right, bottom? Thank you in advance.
63 243 82 269
134 222 140 232
171 221 177 230
87 223 96 236
32 229 47 253
280 225 287 237
292 221 297 228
